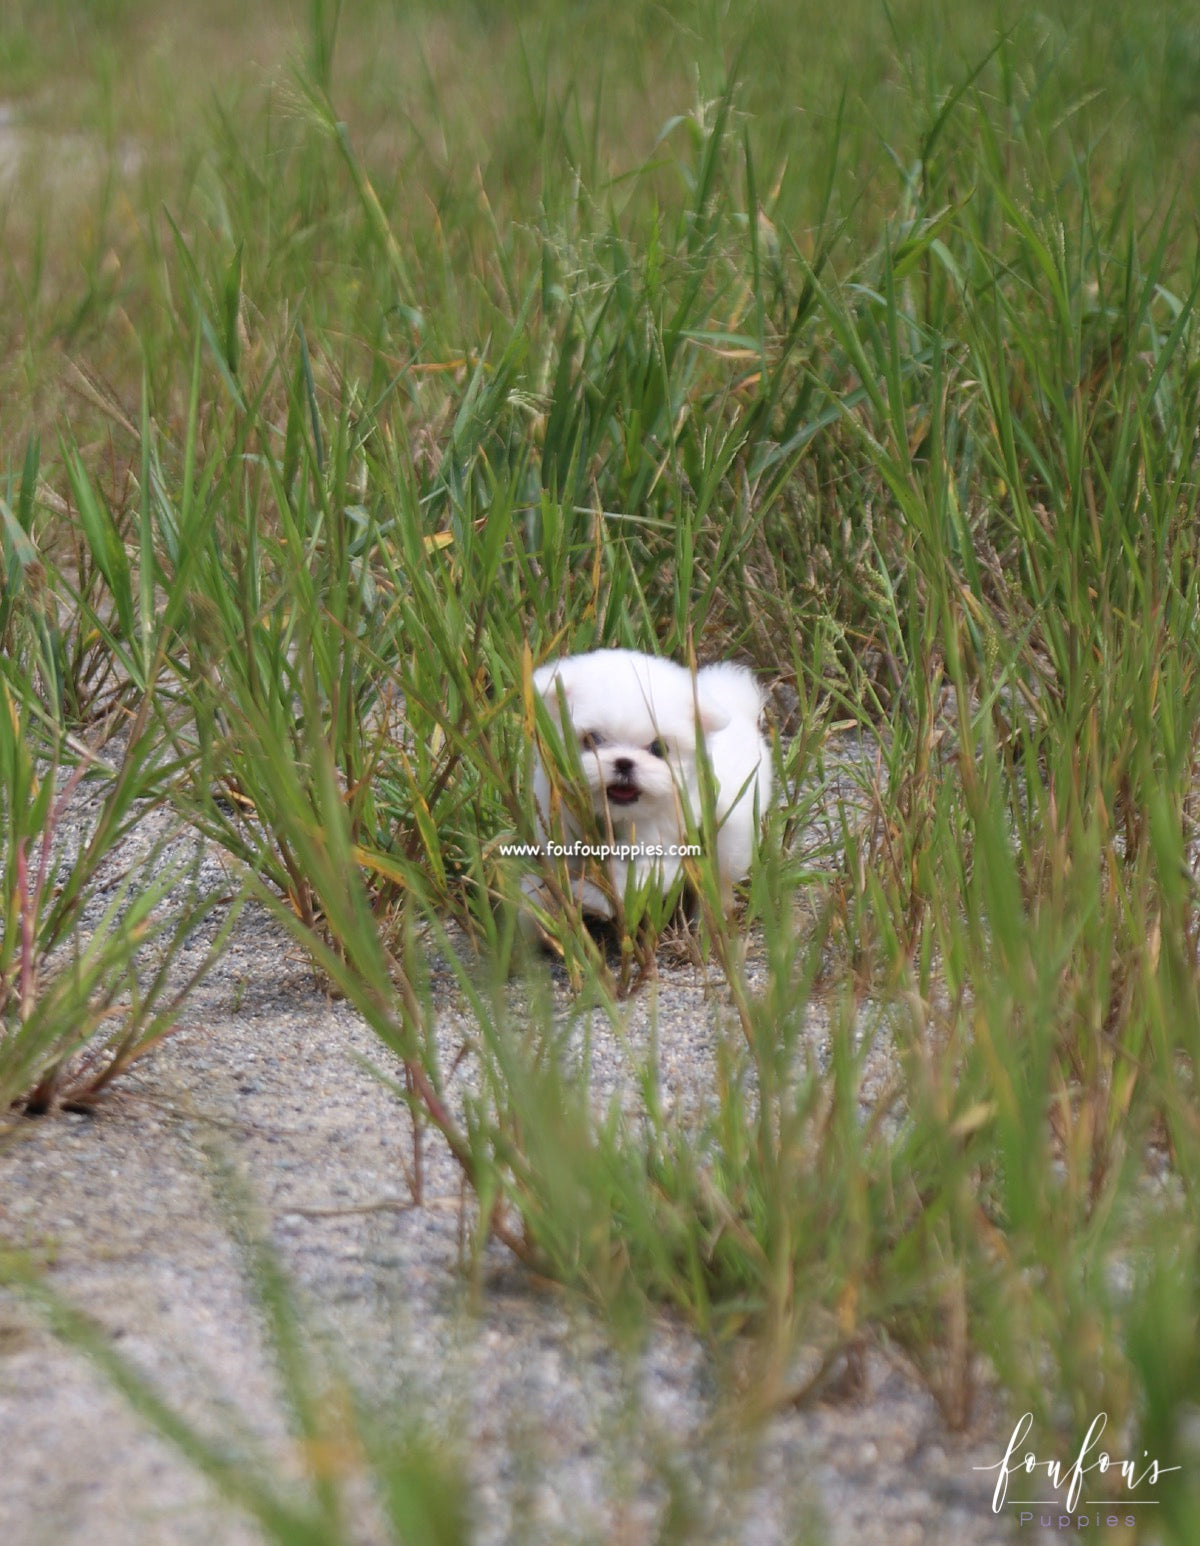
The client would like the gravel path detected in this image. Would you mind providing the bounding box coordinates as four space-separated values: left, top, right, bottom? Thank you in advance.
0 895 1017 1545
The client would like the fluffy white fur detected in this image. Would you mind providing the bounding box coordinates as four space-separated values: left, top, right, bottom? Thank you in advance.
528 648 770 919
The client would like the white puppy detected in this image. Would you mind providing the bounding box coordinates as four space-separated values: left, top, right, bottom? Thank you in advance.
528 648 770 919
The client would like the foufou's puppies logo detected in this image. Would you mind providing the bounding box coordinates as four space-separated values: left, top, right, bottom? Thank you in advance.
975 1411 1179 1528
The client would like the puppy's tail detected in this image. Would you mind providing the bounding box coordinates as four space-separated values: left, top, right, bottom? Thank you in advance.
696 661 766 730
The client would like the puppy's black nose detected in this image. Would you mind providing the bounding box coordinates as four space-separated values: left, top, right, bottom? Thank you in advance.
614 757 635 778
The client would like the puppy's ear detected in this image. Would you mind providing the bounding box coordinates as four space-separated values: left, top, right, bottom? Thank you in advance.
696 702 730 736
533 665 571 719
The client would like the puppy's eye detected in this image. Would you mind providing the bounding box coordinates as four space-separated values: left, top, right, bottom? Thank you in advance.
579 731 601 752
648 739 668 759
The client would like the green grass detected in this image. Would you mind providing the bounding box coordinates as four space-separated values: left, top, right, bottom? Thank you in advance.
5 0 1200 1537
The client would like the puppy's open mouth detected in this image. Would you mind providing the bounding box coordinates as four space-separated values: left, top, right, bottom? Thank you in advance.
605 782 641 806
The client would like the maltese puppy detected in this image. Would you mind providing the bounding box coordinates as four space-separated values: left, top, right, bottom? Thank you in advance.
527 648 770 920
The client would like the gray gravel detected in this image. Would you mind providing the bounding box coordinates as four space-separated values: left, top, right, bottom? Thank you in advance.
0 888 1017 1545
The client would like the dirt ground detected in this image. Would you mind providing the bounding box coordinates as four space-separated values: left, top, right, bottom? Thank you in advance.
0 884 1017 1545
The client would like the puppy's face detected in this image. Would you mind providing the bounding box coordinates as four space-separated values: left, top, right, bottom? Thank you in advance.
570 719 684 823
535 654 720 826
